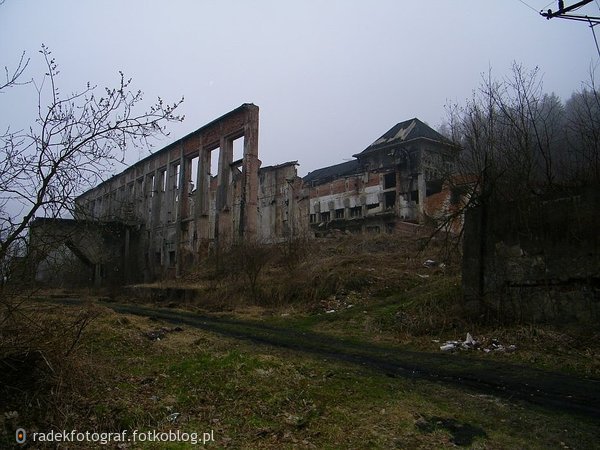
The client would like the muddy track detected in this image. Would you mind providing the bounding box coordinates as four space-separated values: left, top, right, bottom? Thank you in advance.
53 298 600 419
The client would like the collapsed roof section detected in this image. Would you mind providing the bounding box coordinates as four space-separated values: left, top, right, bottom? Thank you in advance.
355 118 454 157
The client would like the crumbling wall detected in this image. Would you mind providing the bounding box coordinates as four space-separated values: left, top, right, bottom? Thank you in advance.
257 162 308 243
73 104 306 283
75 104 261 280
462 188 600 323
29 218 131 286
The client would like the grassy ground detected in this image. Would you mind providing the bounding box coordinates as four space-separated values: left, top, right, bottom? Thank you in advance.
2 234 598 448
2 304 598 449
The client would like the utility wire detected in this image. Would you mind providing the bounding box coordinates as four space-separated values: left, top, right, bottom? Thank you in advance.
589 17 600 58
517 0 541 13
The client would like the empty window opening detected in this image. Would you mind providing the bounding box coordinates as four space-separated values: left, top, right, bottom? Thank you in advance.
384 191 396 209
136 179 143 200
168 250 176 267
384 172 396 189
190 156 199 192
350 206 362 218
173 163 181 190
232 136 244 163
426 180 443 197
450 186 468 205
210 147 220 177
310 213 317 223
410 190 419 204
160 169 167 192
335 208 345 219
148 174 156 197
366 203 380 210
320 211 330 222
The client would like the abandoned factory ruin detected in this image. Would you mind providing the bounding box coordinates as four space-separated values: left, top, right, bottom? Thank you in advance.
32 103 461 285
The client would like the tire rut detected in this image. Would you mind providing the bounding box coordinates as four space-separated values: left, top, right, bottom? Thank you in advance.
52 298 600 419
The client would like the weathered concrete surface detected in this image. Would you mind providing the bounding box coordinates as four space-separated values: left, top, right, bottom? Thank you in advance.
303 118 459 235
32 109 462 286
29 218 133 286
73 104 307 282
462 188 600 322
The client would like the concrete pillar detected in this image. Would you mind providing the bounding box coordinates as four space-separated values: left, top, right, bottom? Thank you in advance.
242 105 259 241
175 145 184 276
198 146 210 217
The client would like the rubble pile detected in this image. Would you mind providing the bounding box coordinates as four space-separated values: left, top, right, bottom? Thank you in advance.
438 333 517 353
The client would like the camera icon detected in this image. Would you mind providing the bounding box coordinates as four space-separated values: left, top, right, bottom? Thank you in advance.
16 428 26 444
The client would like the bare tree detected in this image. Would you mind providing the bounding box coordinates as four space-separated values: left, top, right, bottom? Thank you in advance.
0 45 183 267
0 45 184 428
0 51 29 91
564 82 600 184
440 63 574 211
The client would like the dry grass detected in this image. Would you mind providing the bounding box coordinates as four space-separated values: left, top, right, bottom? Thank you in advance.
3 303 599 449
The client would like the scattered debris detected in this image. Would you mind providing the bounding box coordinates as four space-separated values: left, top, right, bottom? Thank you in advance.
4 411 18 420
143 326 184 341
325 309 336 314
423 259 446 269
416 273 430 279
167 412 180 423
439 333 517 353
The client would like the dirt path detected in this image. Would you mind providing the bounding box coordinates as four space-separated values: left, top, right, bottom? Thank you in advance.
54 298 600 419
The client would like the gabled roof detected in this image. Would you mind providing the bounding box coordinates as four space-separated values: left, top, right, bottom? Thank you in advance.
303 159 361 185
355 118 453 157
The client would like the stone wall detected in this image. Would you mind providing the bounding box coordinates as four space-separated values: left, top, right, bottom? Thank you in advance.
462 188 600 323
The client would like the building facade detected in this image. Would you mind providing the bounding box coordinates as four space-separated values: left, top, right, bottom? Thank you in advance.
73 104 308 281
303 118 458 235
33 106 459 285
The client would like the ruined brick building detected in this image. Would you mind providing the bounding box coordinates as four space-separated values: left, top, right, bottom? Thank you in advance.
33 104 459 284
303 117 459 235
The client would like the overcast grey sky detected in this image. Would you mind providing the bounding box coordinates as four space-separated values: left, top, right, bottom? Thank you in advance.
0 1 597 177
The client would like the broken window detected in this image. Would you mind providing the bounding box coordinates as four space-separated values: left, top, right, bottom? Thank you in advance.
426 180 443 197
384 172 396 189
366 203 379 210
173 163 181 190
310 213 316 223
136 178 143 200
335 208 345 219
190 156 199 192
411 190 419 204
210 147 220 177
160 169 167 192
151 174 156 197
384 191 396 209
450 186 468 205
350 206 362 218
320 211 330 222
168 251 176 267
232 136 244 163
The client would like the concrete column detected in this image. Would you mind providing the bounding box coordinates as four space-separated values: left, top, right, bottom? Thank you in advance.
198 146 210 216
175 145 184 276
242 105 259 241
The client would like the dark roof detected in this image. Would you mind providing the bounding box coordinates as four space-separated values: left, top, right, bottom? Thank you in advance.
303 159 361 185
355 118 453 157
